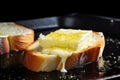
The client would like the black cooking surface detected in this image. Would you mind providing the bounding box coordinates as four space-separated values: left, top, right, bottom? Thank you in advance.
1 14 120 80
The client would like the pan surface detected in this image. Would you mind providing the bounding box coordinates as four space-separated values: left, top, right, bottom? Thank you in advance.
1 13 120 80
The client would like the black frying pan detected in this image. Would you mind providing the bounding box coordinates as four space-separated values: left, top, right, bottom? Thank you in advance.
1 13 120 80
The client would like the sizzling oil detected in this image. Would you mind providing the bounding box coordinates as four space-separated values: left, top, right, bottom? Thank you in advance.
1 37 120 80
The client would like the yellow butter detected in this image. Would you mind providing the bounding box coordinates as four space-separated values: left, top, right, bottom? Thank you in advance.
38 29 93 72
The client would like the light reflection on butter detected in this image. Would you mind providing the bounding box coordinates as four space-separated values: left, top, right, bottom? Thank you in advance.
39 29 93 72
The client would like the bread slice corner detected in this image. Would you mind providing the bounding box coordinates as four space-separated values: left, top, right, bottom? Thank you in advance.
0 22 34 54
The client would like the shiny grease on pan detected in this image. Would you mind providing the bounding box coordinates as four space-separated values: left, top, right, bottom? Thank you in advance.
1 37 120 80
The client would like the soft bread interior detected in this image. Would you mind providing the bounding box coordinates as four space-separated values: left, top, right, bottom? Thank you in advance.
0 22 32 36
24 29 105 72
0 22 34 53
39 29 105 72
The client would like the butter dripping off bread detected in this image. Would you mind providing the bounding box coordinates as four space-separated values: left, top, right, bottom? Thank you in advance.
23 29 105 72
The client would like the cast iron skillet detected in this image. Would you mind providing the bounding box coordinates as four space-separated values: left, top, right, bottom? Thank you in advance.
1 13 120 80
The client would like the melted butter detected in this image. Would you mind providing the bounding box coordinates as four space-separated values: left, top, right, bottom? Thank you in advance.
42 48 72 72
61 57 67 72
46 29 87 42
39 29 91 50
39 29 93 72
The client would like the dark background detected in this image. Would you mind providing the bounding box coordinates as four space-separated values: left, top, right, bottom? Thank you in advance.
0 4 120 22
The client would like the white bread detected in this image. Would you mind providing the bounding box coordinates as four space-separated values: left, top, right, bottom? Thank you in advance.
23 29 105 72
0 22 34 54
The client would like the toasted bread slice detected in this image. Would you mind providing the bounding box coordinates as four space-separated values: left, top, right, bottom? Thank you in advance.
23 29 105 72
0 22 34 54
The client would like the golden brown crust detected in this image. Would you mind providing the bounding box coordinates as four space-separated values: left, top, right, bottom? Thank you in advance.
57 53 79 70
23 51 45 72
9 30 34 51
57 32 105 70
57 47 100 70
0 22 34 54
23 51 60 72
23 31 105 72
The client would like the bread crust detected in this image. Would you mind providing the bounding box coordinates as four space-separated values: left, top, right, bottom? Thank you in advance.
0 37 10 54
0 23 34 54
57 32 105 70
9 30 34 51
57 47 100 70
23 51 60 72
23 32 105 72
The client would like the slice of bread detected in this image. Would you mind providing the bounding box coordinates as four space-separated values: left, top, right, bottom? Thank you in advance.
23 29 105 72
0 22 34 54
